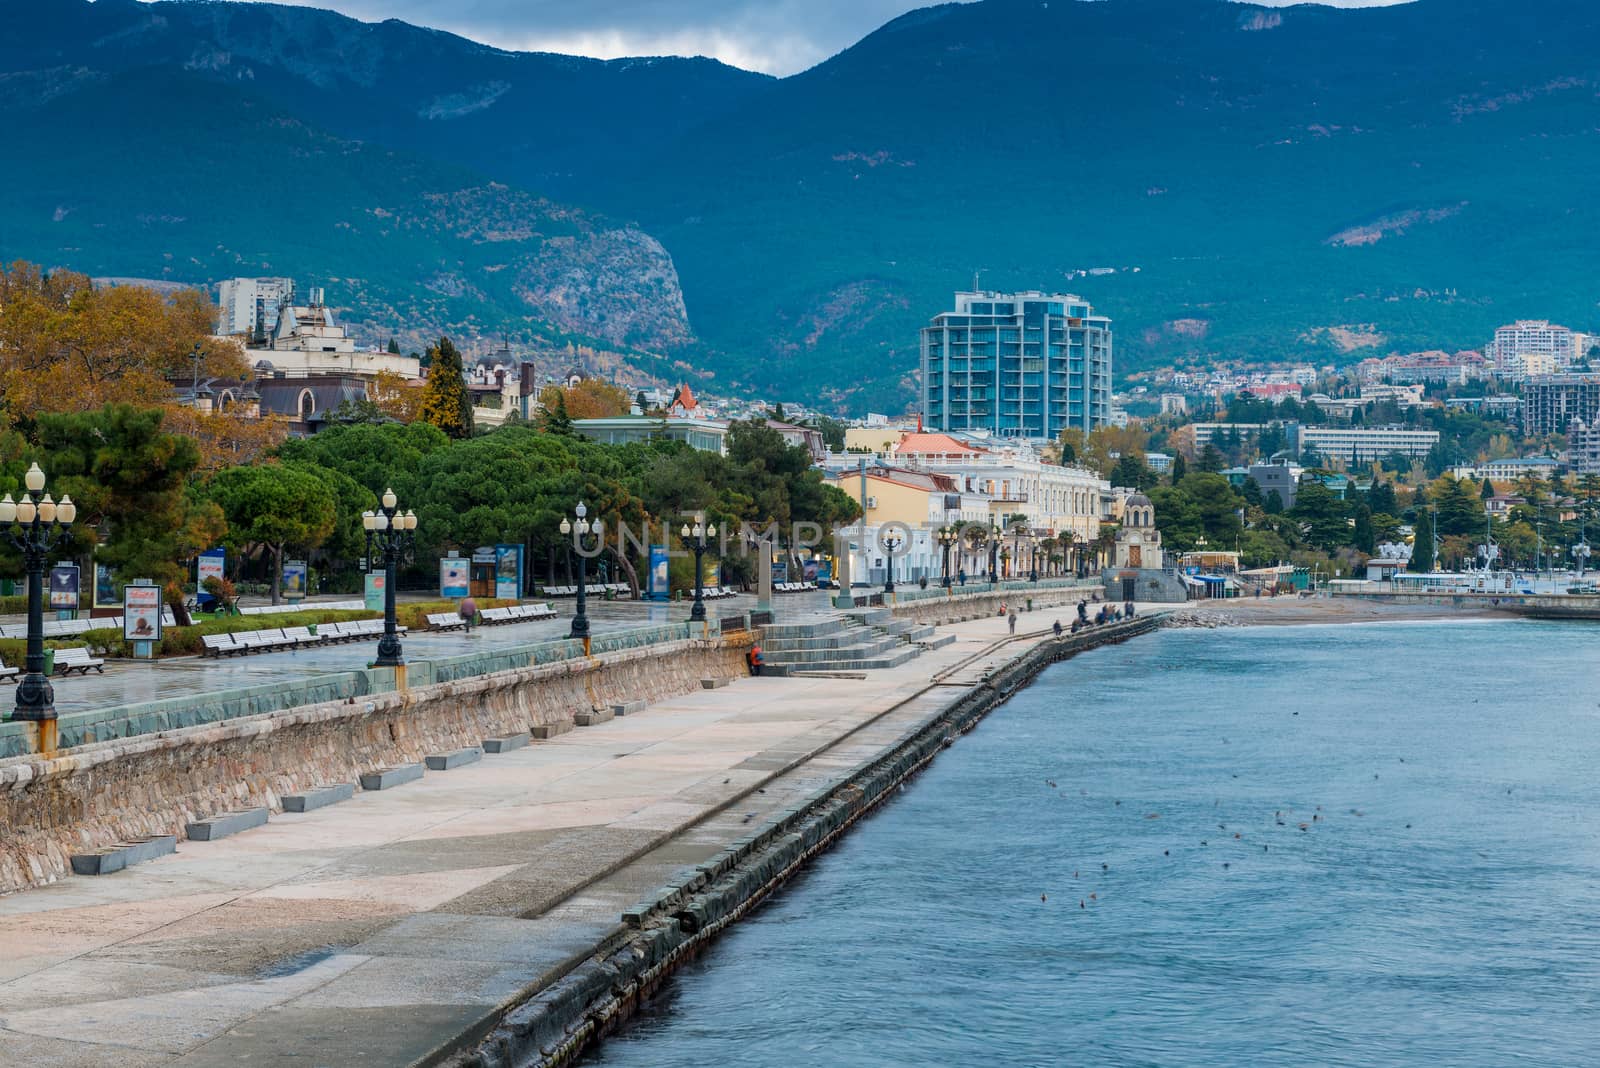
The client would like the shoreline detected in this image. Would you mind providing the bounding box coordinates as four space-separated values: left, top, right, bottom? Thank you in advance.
1166 597 1509 629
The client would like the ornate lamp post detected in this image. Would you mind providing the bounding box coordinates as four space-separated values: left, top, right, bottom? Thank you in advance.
561 501 603 653
938 527 959 590
680 513 716 623
0 464 77 725
1029 530 1040 583
882 529 903 595
987 524 1000 585
362 488 416 669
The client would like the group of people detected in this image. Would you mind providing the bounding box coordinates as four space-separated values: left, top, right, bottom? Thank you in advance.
1058 597 1135 635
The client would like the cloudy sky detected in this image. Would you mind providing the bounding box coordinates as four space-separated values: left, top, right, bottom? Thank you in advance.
223 0 1411 76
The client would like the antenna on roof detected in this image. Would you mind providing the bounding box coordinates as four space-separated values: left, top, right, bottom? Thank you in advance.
972 269 985 293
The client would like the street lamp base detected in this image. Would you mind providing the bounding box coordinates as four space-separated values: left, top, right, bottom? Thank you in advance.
374 633 404 667
10 673 56 722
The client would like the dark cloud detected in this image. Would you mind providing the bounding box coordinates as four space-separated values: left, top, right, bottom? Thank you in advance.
225 1 1411 76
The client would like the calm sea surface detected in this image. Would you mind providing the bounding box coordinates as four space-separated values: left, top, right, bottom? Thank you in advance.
583 621 1600 1067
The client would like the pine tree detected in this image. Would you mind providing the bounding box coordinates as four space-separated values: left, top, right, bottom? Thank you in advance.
1170 453 1187 485
1480 477 1495 500
417 336 473 439
541 391 575 436
387 337 401 354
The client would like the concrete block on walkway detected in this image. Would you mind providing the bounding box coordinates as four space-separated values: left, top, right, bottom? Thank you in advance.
70 835 177 876
425 747 484 771
482 732 531 754
610 699 646 716
700 677 732 689
282 783 355 813
186 807 269 842
360 763 424 791
574 708 614 727
531 720 574 740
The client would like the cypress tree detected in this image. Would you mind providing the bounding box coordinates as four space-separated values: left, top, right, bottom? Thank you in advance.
418 336 473 439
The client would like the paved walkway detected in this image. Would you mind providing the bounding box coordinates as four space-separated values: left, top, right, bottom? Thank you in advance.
0 604 1102 1066
38 592 832 715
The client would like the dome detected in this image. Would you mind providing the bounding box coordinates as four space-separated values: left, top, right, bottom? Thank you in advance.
1125 493 1152 509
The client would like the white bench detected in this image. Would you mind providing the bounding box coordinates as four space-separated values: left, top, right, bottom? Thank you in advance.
201 633 241 657
0 659 17 682
427 613 465 630
53 648 105 675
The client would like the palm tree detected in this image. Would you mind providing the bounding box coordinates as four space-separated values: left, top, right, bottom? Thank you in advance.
1057 530 1078 576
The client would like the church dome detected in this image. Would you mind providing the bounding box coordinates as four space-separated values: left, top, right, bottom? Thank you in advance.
1126 493 1152 509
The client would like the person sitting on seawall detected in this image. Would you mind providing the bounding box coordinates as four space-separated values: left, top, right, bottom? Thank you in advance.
746 643 764 677
1124 601 1136 618
1077 599 1088 624
998 600 1007 617
1052 619 1063 639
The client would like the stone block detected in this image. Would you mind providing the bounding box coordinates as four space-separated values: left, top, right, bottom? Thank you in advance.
425 747 484 771
70 834 177 876
282 783 355 813
574 708 614 727
360 763 424 791
700 677 732 689
610 699 646 716
482 732 531 754
531 720 574 740
186 807 269 842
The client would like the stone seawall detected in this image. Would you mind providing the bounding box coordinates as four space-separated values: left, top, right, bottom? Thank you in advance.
0 639 745 896
455 615 1162 1068
889 583 1092 627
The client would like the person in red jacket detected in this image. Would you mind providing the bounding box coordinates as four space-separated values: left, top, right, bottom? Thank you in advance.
747 644 764 677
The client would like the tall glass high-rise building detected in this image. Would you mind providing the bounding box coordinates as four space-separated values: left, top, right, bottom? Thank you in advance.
920 291 1112 439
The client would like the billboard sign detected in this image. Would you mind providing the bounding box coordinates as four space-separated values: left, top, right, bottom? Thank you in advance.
495 544 523 600
196 549 225 609
48 565 79 611
281 560 308 602
648 544 669 601
123 584 162 641
94 563 117 609
440 557 470 599
364 571 386 612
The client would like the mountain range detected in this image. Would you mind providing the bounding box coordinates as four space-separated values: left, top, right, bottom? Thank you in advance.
5 0 1600 411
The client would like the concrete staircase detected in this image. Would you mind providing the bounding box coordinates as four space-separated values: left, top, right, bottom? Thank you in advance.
758 608 951 674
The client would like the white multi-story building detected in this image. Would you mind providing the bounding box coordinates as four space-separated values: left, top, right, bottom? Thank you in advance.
1566 419 1600 476
1488 320 1587 377
1290 424 1440 463
1159 393 1188 416
246 287 421 380
217 277 295 341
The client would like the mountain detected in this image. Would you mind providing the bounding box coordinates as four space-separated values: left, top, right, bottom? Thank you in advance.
0 0 767 367
6 0 1600 411
594 0 1600 409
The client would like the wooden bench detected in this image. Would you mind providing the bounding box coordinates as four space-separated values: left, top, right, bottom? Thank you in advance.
53 648 105 675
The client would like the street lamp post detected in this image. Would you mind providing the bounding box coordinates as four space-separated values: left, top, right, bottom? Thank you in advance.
0 464 77 726
361 488 416 669
680 513 716 623
987 524 1000 585
562 502 604 653
938 527 958 590
882 529 902 595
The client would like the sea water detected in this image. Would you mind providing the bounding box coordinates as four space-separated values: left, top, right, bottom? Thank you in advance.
583 620 1600 1067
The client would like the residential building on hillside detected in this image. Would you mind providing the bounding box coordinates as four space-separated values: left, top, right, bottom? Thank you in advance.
1171 423 1274 455
1451 457 1563 481
1383 350 1488 385
1289 424 1440 463
1160 394 1188 416
245 287 421 380
1446 396 1521 419
1248 463 1303 510
572 416 729 454
217 277 295 342
1360 383 1428 407
920 291 1112 440
1567 419 1600 476
1488 321 1587 377
1522 374 1600 436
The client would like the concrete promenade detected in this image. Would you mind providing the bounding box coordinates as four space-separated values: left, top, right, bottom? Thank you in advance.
0 602 1139 1067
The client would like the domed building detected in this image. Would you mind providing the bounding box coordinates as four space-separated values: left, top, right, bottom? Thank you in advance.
1112 493 1164 570
1103 492 1188 602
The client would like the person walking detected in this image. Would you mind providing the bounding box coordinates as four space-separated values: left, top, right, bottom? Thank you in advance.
1008 610 1018 635
1052 619 1063 639
459 595 478 634
746 643 764 677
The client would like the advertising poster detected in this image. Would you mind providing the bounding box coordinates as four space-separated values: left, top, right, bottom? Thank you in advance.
48 565 79 611
282 560 308 602
495 544 523 600
94 563 117 609
815 558 833 585
648 544 669 601
196 549 225 609
123 584 163 641
440 557 470 599
772 559 789 585
704 560 720 590
364 571 386 612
